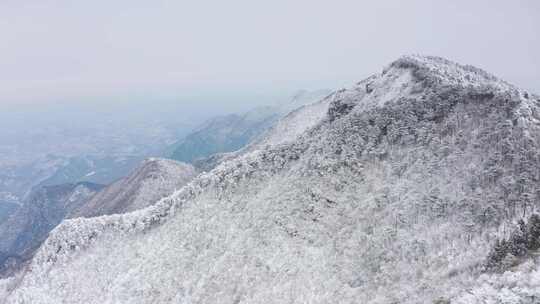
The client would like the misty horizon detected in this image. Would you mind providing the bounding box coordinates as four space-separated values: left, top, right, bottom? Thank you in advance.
1 0 539 111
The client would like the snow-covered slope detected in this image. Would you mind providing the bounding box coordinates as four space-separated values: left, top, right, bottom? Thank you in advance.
4 55 540 303
70 158 197 217
247 93 333 151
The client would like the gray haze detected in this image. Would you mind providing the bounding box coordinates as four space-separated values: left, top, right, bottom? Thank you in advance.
0 0 539 109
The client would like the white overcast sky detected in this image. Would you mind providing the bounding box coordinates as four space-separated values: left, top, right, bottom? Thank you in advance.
0 0 539 108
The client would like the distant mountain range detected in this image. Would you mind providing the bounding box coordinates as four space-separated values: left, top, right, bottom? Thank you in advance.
191 91 335 172
169 106 280 163
168 90 331 165
0 106 196 215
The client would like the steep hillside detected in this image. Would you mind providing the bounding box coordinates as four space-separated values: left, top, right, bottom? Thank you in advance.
4 55 540 303
71 158 197 217
0 182 104 277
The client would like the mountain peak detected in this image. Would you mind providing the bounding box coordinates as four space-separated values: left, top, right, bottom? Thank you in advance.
388 54 506 89
327 55 535 122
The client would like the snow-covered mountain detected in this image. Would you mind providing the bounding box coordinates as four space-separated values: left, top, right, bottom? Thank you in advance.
0 158 196 279
3 55 540 303
0 182 104 277
71 158 197 218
